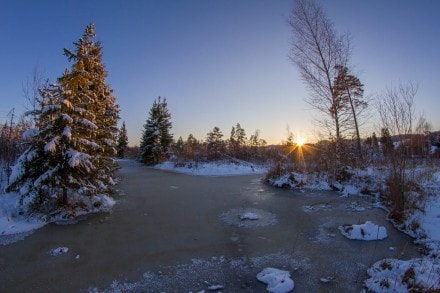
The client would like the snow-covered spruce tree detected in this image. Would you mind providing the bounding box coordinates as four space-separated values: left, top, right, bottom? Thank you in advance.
139 97 173 165
61 23 120 180
8 24 119 214
117 121 128 158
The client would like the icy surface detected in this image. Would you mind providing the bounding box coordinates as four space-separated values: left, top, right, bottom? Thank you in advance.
93 252 306 292
339 221 387 240
155 161 266 176
256 267 294 293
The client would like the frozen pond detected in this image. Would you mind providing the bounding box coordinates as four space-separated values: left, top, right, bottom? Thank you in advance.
0 160 421 292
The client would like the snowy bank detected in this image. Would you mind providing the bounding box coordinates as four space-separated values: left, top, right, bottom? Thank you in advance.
364 258 440 292
155 160 266 176
0 192 46 238
0 191 115 243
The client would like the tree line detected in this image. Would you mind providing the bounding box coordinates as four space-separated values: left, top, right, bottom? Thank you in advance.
136 96 268 165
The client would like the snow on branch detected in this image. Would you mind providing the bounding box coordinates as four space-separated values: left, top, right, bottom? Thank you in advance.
33 167 58 188
62 126 72 139
75 138 99 149
75 118 98 129
42 104 60 113
61 99 73 109
61 114 73 123
22 128 39 139
67 149 93 171
44 137 60 153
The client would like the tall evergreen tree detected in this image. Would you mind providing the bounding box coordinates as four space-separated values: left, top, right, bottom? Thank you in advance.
139 97 173 165
60 23 120 175
333 65 366 158
228 123 247 158
117 121 128 158
8 24 119 214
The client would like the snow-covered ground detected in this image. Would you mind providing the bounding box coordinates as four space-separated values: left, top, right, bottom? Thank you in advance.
155 160 267 176
0 192 46 238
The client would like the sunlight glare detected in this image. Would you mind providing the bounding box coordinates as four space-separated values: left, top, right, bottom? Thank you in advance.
296 137 305 147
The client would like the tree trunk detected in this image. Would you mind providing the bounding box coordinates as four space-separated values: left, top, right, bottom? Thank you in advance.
62 187 68 206
334 106 342 180
348 91 362 159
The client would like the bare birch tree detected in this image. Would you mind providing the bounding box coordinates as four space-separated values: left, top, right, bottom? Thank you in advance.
376 82 418 221
22 66 46 125
288 0 350 178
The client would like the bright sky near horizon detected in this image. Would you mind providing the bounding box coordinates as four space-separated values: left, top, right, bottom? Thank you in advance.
1 0 439 146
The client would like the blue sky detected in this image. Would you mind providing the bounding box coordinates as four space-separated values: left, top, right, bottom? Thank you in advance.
1 0 439 146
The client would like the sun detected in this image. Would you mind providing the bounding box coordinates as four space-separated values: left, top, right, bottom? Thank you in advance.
296 137 306 147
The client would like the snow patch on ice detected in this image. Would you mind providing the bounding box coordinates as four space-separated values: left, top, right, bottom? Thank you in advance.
256 267 294 293
240 212 259 221
220 208 277 228
339 221 387 240
48 247 69 256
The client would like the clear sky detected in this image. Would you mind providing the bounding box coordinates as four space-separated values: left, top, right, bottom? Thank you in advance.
1 0 439 146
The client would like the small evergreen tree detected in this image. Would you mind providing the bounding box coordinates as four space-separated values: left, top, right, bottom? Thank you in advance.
380 128 394 156
139 97 173 165
371 132 379 149
206 126 225 160
184 134 199 160
117 121 128 158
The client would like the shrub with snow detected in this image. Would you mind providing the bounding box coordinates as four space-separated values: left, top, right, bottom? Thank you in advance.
364 258 440 292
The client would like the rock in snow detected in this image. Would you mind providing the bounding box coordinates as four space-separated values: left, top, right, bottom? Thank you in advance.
338 221 387 240
257 267 294 293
